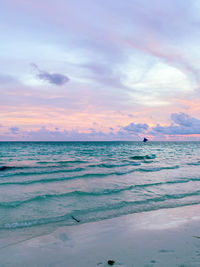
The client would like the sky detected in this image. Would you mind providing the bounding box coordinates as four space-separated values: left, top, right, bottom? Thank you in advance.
1 0 200 141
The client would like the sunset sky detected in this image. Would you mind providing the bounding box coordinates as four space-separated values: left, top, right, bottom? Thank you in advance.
1 0 200 140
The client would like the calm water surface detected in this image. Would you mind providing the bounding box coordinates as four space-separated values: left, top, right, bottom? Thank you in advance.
0 141 200 243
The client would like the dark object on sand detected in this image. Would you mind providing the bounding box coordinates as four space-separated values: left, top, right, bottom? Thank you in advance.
143 137 148 142
107 260 115 265
71 215 80 223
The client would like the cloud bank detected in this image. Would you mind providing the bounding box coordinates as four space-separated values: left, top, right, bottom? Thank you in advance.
152 113 200 135
1 113 200 141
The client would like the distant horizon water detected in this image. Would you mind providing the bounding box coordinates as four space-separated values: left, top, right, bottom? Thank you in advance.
1 140 200 142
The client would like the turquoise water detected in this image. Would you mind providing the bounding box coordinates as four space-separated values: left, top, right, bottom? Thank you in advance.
0 141 200 233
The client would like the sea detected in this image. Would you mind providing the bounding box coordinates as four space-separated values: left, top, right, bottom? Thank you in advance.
1 141 200 245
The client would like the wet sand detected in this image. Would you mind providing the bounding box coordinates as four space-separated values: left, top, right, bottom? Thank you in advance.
1 205 200 266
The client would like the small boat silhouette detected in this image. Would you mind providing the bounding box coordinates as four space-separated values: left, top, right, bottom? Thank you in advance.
143 137 148 142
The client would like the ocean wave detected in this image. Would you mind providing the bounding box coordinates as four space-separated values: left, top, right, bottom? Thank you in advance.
87 162 141 168
0 167 85 178
138 165 180 172
0 166 15 171
56 160 87 164
2 191 200 229
0 165 182 186
1 214 71 229
130 154 156 160
0 185 142 208
187 161 200 166
0 166 9 171
0 169 138 185
0 161 140 176
1 177 199 208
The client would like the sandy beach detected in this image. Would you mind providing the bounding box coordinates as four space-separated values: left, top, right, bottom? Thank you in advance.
1 204 200 267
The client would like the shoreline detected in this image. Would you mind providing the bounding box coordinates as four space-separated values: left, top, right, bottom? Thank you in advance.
1 205 200 266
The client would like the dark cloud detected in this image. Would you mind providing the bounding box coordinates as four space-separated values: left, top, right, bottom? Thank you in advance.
32 63 70 86
171 112 199 127
152 113 200 135
123 122 149 133
37 72 69 86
